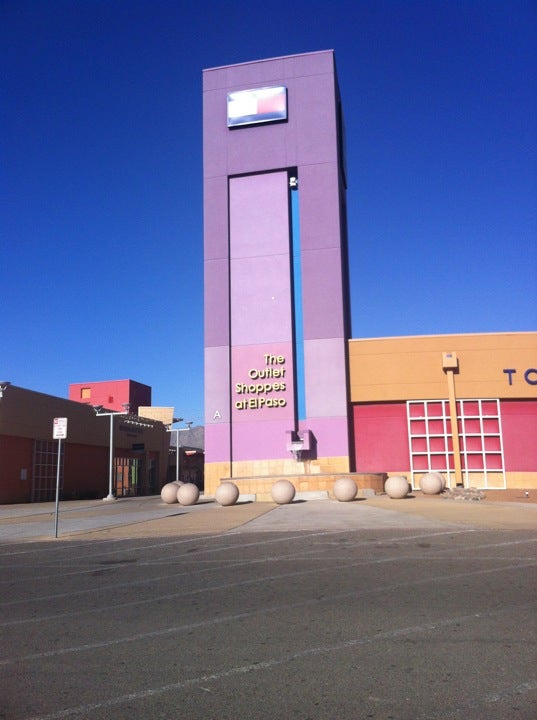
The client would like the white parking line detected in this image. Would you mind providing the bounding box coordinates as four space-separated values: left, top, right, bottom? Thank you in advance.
22 604 535 720
0 528 477 606
2 560 536 666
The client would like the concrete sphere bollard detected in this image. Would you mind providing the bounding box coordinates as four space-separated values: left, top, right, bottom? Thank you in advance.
160 482 179 504
425 471 445 490
177 482 200 506
271 479 296 505
420 472 443 495
333 477 358 502
385 475 410 499
173 480 184 486
215 482 240 506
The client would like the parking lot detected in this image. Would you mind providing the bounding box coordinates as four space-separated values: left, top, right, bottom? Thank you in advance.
1 494 536 720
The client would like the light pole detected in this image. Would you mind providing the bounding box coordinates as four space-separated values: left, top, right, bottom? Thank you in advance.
166 418 183 483
93 406 128 501
177 421 193 484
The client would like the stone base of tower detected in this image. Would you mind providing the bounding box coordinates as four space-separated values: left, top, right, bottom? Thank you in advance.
204 457 386 499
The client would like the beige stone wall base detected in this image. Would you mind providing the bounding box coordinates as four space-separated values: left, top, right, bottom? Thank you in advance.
204 456 350 496
204 469 386 499
204 462 232 494
504 472 537 490
387 470 537 492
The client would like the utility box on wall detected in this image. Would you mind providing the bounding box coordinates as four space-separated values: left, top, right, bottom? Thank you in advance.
203 51 352 492
442 352 459 370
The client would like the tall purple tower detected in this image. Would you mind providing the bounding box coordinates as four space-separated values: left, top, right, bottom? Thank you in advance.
203 51 351 494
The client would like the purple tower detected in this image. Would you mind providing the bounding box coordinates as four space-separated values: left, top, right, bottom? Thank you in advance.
203 51 351 494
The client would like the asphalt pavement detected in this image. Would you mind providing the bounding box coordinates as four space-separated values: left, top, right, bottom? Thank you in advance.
1 494 536 719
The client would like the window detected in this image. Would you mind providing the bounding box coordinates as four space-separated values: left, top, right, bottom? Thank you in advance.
407 399 505 490
81 387 91 399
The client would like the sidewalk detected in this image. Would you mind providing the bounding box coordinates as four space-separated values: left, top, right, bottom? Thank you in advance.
0 491 535 542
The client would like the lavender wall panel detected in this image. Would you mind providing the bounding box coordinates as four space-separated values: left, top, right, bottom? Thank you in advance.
203 90 228 179
304 338 348 417
285 51 334 78
205 345 230 423
204 176 229 261
227 125 289 176
298 163 341 251
294 75 338 166
301 248 345 340
204 259 229 348
203 51 333 92
203 57 287 92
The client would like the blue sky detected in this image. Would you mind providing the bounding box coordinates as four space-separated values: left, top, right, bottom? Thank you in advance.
2 0 536 425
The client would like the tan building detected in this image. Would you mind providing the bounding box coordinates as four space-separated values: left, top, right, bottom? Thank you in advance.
0 385 170 504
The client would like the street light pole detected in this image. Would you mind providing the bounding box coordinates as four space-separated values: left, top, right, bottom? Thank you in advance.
176 430 180 484
166 418 183 484
93 407 128 501
107 412 114 500
177 421 193 485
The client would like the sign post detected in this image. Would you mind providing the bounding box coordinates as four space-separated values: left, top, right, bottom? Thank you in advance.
53 418 68 538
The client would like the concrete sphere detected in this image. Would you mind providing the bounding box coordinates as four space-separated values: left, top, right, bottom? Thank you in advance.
215 482 240 506
420 472 443 495
173 480 184 486
427 471 445 490
160 482 179 504
385 475 410 499
271 479 296 505
177 482 200 506
333 477 358 502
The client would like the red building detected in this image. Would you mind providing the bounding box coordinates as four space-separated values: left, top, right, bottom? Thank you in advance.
68 379 151 413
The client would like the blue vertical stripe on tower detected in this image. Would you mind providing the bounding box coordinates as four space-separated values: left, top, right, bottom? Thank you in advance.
291 185 306 420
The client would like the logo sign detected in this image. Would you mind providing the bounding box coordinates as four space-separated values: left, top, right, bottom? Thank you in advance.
227 86 287 127
53 417 68 439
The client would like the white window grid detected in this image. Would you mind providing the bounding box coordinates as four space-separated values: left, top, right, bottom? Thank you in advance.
406 399 506 489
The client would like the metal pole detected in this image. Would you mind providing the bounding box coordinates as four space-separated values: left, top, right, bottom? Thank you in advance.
176 431 180 483
106 413 114 500
54 437 61 538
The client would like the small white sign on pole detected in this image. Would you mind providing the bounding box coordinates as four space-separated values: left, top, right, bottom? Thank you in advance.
53 417 68 439
52 418 67 538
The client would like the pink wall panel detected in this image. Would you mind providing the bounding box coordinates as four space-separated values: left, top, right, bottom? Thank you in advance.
230 173 290 259
204 423 231 464
501 400 537 471
232 419 296 461
229 172 292 348
229 171 294 463
299 416 350 457
353 403 409 472
231 342 294 423
230 255 293 345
